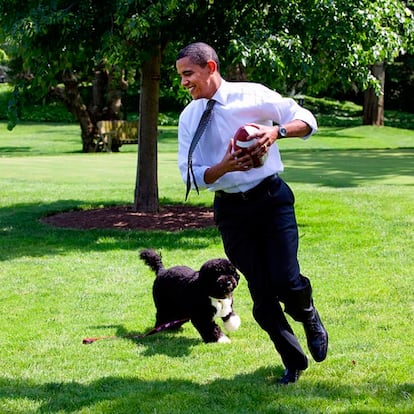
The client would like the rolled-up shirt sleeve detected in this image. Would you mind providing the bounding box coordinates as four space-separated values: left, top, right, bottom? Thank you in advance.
264 93 317 139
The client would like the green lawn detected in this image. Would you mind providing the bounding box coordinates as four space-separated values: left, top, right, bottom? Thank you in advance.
0 121 413 413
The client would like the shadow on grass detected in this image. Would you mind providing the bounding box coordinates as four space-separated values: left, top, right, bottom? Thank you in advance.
0 146 32 153
0 370 412 413
83 324 200 358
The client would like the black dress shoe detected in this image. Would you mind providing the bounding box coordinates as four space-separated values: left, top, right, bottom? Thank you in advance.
303 308 328 362
279 368 302 385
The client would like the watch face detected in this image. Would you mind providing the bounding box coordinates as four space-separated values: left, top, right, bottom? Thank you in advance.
279 127 287 137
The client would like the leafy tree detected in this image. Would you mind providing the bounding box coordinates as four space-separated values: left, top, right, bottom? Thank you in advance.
1 0 413 212
226 0 414 126
0 0 127 151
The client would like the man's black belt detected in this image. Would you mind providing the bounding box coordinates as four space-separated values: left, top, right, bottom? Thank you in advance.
215 174 279 201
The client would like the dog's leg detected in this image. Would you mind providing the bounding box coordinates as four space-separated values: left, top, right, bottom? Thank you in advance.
192 318 231 343
217 334 231 343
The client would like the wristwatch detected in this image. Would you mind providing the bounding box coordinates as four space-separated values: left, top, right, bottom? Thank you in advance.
278 125 287 138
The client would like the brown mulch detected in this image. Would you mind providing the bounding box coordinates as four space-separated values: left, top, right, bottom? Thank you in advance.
41 205 215 232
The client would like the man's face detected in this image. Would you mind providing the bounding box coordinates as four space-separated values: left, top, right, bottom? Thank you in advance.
176 56 216 100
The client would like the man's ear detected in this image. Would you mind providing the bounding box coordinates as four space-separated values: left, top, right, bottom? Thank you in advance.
207 60 217 73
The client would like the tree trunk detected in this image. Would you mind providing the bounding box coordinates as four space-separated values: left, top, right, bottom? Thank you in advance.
52 67 129 152
133 47 161 213
107 68 128 120
363 62 385 126
59 71 96 152
89 61 109 123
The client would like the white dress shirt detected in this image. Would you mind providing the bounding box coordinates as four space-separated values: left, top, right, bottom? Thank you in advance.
178 79 318 193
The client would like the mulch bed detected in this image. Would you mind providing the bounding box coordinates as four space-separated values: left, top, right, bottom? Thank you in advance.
41 205 215 232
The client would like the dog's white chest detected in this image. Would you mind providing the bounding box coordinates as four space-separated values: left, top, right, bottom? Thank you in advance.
210 297 232 318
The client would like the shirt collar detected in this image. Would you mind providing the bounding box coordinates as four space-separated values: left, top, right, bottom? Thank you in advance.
211 79 228 106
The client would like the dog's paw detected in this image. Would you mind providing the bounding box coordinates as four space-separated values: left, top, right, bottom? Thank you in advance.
224 314 241 332
217 334 231 344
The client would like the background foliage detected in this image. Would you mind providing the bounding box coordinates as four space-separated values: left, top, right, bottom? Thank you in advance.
1 1 413 122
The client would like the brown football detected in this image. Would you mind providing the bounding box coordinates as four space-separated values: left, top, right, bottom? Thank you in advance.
233 124 267 168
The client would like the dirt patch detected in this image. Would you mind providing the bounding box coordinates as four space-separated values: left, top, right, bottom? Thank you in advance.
41 205 215 232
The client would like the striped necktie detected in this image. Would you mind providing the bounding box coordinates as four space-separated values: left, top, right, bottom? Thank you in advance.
185 99 216 201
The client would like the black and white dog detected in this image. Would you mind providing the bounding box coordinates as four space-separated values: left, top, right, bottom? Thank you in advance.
139 249 241 343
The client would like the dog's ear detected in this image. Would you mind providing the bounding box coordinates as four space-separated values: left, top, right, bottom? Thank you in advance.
198 260 217 282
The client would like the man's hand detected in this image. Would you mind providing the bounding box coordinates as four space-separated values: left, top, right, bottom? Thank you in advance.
204 140 253 184
245 123 277 161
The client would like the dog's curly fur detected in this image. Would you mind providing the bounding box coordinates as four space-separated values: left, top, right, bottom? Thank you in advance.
140 249 241 343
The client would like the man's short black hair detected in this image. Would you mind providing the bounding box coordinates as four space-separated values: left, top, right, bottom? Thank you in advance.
177 42 220 71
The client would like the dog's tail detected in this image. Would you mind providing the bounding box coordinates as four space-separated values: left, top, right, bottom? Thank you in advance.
139 249 164 274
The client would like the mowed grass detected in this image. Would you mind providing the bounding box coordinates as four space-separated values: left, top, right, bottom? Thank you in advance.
0 121 413 413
